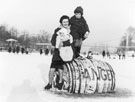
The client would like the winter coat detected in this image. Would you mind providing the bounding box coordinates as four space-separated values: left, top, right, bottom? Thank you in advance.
70 15 90 40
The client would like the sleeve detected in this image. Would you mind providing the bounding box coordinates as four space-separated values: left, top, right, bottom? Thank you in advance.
83 18 90 33
51 33 57 47
69 16 74 25
51 28 61 47
82 17 90 41
69 35 73 43
55 36 61 48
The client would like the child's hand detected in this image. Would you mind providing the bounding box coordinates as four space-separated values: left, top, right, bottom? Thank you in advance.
84 31 89 39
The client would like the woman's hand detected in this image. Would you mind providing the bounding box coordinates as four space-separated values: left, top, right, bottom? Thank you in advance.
59 41 63 48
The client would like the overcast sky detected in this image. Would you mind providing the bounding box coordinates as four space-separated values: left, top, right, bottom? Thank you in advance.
0 0 135 46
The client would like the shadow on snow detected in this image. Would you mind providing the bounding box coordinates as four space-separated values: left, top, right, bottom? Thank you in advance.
50 88 133 99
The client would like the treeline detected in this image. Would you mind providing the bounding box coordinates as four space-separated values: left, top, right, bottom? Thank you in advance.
0 24 51 47
1 24 135 52
118 26 135 51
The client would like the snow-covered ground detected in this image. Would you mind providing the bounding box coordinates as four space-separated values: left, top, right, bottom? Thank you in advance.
0 52 135 102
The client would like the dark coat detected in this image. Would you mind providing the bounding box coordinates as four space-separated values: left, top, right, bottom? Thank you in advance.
70 15 90 40
51 28 62 61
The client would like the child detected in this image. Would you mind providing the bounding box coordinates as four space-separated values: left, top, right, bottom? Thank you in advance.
87 51 93 59
70 6 90 58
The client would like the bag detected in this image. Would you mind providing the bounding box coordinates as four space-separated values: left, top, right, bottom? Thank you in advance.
59 46 73 62
74 39 82 47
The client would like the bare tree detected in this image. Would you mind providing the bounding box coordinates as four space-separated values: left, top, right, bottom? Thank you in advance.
9 27 19 39
119 26 135 51
0 24 11 41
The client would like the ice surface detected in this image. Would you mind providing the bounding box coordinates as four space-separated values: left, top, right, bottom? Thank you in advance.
0 52 135 102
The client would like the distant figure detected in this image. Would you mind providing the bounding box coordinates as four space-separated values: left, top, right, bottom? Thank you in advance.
87 51 93 59
25 47 29 54
40 49 43 55
16 46 20 54
50 48 54 55
45 48 49 55
0 47 2 51
107 51 111 59
122 52 125 59
83 51 87 57
12 47 16 53
118 51 122 59
102 50 106 58
8 47 12 53
21 47 25 54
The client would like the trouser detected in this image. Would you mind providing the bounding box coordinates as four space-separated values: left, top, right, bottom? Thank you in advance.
72 39 82 58
74 46 81 58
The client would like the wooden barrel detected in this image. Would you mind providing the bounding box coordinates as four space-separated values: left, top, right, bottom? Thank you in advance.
53 57 115 94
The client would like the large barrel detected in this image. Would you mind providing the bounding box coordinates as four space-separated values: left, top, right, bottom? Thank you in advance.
52 57 115 94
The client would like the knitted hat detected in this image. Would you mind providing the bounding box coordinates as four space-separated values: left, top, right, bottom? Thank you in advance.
74 6 83 15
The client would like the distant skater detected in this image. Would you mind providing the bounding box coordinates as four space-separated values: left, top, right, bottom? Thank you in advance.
102 50 106 58
40 49 43 55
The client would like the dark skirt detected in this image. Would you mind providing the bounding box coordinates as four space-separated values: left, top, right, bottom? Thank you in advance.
50 60 65 70
50 48 65 70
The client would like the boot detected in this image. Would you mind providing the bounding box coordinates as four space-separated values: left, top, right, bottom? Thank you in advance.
44 83 52 90
56 81 64 90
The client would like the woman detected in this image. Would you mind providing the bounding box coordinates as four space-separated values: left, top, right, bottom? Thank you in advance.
44 15 73 90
